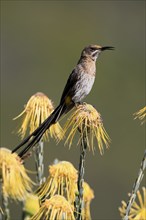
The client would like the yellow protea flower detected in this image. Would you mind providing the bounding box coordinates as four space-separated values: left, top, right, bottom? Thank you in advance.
0 148 33 200
13 92 63 141
31 195 75 220
134 106 146 124
37 161 78 203
63 103 110 154
82 182 94 220
23 194 40 217
119 187 146 219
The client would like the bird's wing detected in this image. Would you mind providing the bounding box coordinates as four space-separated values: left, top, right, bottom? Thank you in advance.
60 68 78 104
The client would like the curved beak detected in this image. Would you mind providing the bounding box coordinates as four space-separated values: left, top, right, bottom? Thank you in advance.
101 46 114 51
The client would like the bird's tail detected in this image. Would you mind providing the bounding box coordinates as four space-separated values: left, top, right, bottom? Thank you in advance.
12 103 65 158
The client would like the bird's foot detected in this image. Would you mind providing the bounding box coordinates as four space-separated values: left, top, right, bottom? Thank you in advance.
75 101 87 107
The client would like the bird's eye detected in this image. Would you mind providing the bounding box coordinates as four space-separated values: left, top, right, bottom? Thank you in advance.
90 47 96 51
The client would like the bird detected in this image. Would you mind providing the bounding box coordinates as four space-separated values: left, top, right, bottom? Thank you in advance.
12 44 114 157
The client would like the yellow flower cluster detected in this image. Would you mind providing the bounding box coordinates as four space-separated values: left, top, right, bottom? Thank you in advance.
34 161 94 220
31 195 75 220
2 92 110 219
0 148 33 201
14 92 63 142
64 103 110 154
36 161 78 203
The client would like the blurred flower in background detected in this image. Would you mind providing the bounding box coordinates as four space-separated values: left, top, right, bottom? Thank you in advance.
13 92 63 142
134 106 146 124
119 187 146 220
82 182 94 220
63 103 110 155
0 148 33 201
23 194 40 218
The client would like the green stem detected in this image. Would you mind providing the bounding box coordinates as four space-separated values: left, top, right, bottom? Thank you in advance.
123 150 146 220
34 140 45 186
75 132 87 220
2 193 10 220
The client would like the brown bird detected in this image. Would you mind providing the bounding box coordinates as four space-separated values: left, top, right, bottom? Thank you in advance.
12 44 114 157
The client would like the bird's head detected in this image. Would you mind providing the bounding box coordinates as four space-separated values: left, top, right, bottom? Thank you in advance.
81 44 114 61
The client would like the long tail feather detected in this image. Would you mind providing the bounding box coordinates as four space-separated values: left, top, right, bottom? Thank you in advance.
12 104 64 155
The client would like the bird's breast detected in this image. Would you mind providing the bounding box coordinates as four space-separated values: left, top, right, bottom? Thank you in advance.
72 71 95 103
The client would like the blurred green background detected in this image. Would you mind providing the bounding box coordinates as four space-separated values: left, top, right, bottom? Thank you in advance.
1 1 145 219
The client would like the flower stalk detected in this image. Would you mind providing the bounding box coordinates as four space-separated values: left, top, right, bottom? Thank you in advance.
122 151 146 219
1 192 10 220
119 187 146 220
34 141 45 186
63 104 110 219
74 130 88 220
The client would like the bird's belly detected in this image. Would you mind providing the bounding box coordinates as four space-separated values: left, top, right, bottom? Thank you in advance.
72 73 95 103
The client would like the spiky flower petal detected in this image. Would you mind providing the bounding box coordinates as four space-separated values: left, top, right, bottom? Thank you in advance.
63 103 110 154
134 106 146 124
31 195 75 220
0 148 33 201
119 187 146 219
36 161 78 203
13 92 63 141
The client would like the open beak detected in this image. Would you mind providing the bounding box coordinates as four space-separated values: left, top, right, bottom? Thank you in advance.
101 46 114 51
